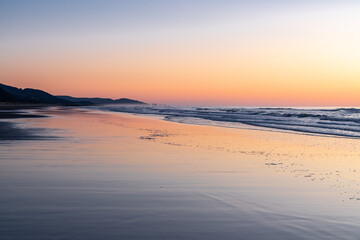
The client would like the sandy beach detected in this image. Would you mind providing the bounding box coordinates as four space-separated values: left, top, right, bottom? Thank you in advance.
1 107 360 239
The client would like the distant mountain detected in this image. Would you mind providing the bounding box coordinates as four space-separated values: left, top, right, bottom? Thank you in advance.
0 83 147 105
114 98 145 104
0 83 71 105
56 96 114 105
57 96 146 105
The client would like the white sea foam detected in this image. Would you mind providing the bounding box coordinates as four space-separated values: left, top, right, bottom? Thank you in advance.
92 105 360 138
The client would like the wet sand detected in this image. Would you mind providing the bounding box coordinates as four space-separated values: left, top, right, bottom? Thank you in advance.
1 107 360 239
0 106 49 140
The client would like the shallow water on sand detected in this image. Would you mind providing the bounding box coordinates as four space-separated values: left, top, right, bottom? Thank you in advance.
1 107 360 239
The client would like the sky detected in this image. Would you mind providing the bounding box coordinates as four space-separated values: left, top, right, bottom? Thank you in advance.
1 0 360 106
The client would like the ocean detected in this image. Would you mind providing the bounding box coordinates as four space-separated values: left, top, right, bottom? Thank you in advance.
91 105 360 138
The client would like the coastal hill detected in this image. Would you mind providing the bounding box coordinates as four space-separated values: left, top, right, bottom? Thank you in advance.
56 96 145 105
0 83 71 105
0 83 146 105
0 87 19 102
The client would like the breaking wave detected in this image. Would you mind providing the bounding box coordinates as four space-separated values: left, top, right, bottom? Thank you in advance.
91 105 360 138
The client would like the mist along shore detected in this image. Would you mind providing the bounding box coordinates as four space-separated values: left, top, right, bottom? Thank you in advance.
1 106 360 239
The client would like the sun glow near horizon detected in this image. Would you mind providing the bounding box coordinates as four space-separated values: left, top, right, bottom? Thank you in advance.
1 0 360 106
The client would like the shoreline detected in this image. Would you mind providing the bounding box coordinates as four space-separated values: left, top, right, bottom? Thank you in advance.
86 104 360 139
1 104 359 146
2 102 360 141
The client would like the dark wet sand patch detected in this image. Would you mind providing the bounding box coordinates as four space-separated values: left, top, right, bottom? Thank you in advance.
0 105 54 141
0 121 53 141
0 111 48 119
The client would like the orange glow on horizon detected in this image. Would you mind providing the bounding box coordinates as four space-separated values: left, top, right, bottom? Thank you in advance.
1 2 360 106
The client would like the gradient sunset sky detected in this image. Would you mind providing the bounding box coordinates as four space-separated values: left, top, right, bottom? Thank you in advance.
1 0 359 106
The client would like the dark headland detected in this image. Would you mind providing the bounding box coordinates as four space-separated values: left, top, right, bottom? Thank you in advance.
0 82 146 141
0 83 147 106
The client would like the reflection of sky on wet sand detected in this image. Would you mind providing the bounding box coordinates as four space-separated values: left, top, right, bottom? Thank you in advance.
1 107 360 239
